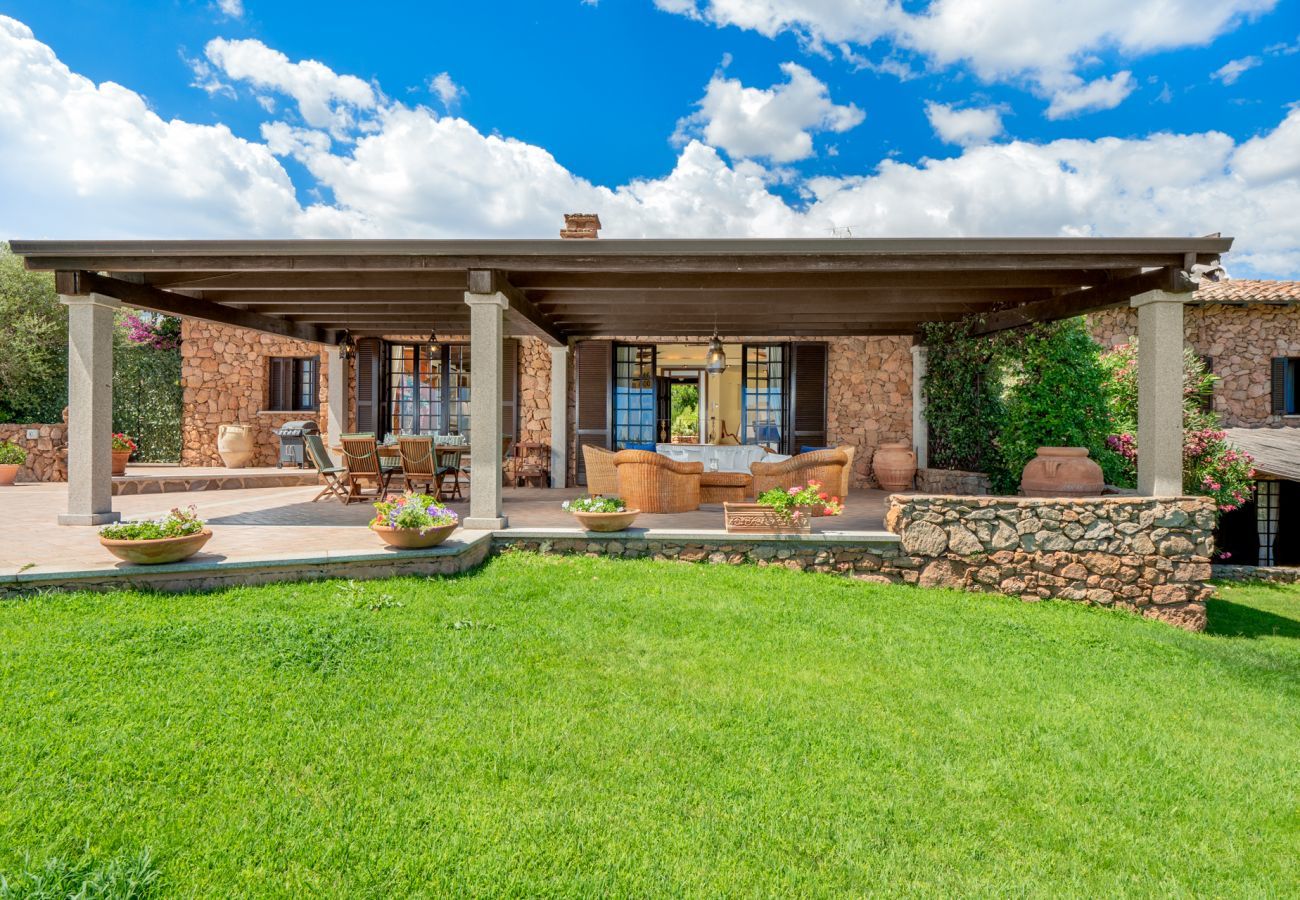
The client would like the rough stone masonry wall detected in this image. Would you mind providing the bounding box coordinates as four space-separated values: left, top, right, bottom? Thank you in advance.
518 337 553 448
916 467 991 495
180 320 329 467
1090 304 1300 428
885 494 1215 630
826 336 914 488
0 418 68 482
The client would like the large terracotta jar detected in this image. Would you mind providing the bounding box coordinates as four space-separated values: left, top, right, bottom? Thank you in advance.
217 424 256 468
110 450 131 476
873 441 917 492
1021 447 1104 497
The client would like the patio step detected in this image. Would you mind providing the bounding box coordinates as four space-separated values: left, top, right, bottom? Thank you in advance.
111 468 320 496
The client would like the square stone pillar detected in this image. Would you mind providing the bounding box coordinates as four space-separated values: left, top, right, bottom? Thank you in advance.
549 345 569 488
59 292 121 525
1132 289 1187 496
324 344 350 447
910 344 929 470
464 291 508 530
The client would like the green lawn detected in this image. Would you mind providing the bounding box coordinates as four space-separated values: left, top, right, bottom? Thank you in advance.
1 555 1297 897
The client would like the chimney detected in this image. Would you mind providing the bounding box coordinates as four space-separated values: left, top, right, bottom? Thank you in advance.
560 213 601 239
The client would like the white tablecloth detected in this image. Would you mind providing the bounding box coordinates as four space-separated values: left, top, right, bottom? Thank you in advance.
655 443 789 473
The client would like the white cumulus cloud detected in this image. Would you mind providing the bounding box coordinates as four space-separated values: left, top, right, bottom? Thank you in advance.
428 72 464 110
925 102 1003 146
674 62 864 162
1044 71 1136 119
1212 55 1262 84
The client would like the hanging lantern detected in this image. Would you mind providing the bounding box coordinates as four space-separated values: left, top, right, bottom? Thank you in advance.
338 330 357 360
704 332 727 375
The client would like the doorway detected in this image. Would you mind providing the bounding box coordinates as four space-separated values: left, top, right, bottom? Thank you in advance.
656 371 705 445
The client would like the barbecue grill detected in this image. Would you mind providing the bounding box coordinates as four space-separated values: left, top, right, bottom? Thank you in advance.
273 420 320 468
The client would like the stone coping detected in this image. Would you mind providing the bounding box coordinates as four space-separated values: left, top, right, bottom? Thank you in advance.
498 527 900 544
1213 564 1300 584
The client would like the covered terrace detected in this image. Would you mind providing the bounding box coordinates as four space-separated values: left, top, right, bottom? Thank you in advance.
12 235 1231 535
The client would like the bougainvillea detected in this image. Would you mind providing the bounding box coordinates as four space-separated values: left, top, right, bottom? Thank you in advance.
121 313 181 350
1100 340 1255 511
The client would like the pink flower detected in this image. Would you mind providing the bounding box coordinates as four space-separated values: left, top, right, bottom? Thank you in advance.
787 486 801 496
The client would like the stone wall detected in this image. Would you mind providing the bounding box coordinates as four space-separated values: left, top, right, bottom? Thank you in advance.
1090 304 1300 428
180 320 329 467
916 467 991 495
0 418 68 482
826 336 913 488
885 494 1214 630
518 337 552 448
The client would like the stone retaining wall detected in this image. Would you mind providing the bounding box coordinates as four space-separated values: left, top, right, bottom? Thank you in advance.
885 494 1215 630
0 420 68 482
1213 564 1300 584
916 468 991 495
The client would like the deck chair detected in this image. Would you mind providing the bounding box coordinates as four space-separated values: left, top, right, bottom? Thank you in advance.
397 436 437 494
434 445 466 500
304 433 349 503
340 433 395 503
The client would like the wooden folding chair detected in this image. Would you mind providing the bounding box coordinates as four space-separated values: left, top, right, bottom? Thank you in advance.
434 445 465 501
397 436 436 494
340 433 395 503
304 433 349 503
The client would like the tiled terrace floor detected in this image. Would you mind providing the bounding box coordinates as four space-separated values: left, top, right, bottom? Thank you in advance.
0 481 892 580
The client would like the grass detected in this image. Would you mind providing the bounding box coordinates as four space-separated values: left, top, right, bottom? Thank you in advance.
0 554 1297 897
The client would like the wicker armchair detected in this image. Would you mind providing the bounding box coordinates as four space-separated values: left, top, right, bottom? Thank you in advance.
751 447 852 505
581 445 619 496
612 450 703 514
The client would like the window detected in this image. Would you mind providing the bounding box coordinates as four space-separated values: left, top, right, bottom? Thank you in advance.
742 344 786 448
384 342 470 437
267 357 318 411
613 344 656 448
1274 357 1300 416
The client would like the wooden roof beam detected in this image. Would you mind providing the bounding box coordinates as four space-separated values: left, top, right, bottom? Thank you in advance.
968 267 1196 335
55 270 330 344
468 269 566 347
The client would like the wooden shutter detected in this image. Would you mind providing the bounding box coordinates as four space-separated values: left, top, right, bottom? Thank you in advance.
501 338 519 447
789 341 828 453
575 340 612 485
1272 357 1289 415
267 357 292 411
355 338 382 434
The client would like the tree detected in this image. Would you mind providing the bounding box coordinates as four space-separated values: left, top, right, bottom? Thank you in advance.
0 243 68 423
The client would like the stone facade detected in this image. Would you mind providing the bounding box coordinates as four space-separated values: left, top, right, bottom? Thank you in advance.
826 336 913 488
916 467 991 495
885 494 1214 630
518 337 553 447
1090 303 1300 428
0 417 68 483
180 320 330 467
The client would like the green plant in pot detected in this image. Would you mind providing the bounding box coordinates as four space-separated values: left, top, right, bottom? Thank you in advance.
99 505 212 565
111 432 136 476
370 492 460 549
563 495 640 532
756 480 843 531
0 440 28 486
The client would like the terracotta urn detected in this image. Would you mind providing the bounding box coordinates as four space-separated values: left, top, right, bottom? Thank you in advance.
571 508 641 532
217 423 256 469
1021 447 1104 497
100 529 212 565
110 449 131 476
873 441 917 492
371 522 458 549
0 464 19 486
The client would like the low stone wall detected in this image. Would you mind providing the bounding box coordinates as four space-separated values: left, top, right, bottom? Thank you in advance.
916 468 991 495
1213 564 1300 584
885 494 1215 630
0 421 68 482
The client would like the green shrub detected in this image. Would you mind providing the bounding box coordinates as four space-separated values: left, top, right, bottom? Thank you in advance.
917 320 1004 475
0 441 26 466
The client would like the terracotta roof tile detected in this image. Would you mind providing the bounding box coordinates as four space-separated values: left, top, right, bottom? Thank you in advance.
1195 280 1300 305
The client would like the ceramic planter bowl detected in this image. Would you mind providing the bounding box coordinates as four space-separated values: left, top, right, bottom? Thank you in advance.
100 529 212 565
571 508 641 532
0 464 19 486
371 522 458 549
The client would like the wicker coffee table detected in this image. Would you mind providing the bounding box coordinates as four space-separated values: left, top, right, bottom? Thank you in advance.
699 471 754 504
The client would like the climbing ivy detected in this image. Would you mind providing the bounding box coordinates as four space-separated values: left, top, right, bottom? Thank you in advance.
917 319 1004 477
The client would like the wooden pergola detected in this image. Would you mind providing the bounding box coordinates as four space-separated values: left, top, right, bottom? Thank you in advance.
10 235 1232 527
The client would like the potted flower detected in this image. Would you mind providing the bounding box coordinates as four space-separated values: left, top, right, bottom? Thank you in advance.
99 506 211 565
370 492 460 549
562 495 640 532
0 440 27 486
111 433 136 476
724 480 843 534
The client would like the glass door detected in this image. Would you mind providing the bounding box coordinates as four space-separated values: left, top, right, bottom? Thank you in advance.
613 343 656 449
741 344 788 450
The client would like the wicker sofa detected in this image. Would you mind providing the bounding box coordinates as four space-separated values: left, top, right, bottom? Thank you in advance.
750 447 854 504
581 445 619 496
612 449 704 514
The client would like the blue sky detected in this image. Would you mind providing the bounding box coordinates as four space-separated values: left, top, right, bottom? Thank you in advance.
1 1 1299 274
